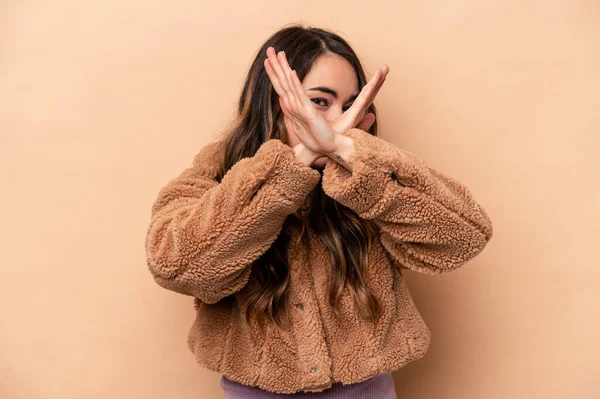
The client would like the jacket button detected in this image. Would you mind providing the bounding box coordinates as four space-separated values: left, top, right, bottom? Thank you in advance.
310 367 318 374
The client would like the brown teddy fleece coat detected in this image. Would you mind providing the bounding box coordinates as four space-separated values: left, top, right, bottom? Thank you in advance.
145 127 493 394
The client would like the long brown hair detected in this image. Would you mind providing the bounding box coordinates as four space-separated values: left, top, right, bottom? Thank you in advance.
214 24 383 331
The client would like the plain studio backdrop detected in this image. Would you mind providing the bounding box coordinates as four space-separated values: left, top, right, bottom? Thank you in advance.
1 1 598 398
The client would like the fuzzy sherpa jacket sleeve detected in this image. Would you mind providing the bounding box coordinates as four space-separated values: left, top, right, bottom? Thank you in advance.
321 128 493 275
145 139 322 304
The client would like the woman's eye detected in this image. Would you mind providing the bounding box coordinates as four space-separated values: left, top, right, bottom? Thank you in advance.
311 98 328 107
342 105 351 112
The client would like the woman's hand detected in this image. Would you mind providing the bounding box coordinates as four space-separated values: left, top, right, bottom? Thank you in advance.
264 47 339 155
330 64 389 135
264 46 389 163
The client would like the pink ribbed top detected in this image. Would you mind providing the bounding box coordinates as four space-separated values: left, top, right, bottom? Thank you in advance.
220 372 397 398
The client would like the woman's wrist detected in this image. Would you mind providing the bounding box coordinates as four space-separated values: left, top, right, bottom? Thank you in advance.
293 143 319 167
326 133 355 171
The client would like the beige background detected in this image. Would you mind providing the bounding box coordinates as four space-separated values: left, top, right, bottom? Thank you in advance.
1 1 598 398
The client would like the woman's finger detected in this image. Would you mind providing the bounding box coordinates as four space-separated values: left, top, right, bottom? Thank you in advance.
342 71 380 124
278 51 301 104
366 65 389 108
268 48 304 118
348 65 389 118
361 74 386 112
266 57 301 119
356 112 376 131
361 66 387 109
267 47 294 100
264 58 288 99
277 50 319 122
279 97 293 119
289 69 316 112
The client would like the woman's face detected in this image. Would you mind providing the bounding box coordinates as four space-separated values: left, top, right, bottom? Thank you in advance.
284 52 359 169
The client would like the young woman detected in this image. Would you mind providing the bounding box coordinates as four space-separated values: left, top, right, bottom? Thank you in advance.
145 25 493 398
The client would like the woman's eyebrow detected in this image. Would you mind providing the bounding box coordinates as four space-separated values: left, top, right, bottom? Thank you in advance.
307 86 359 102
